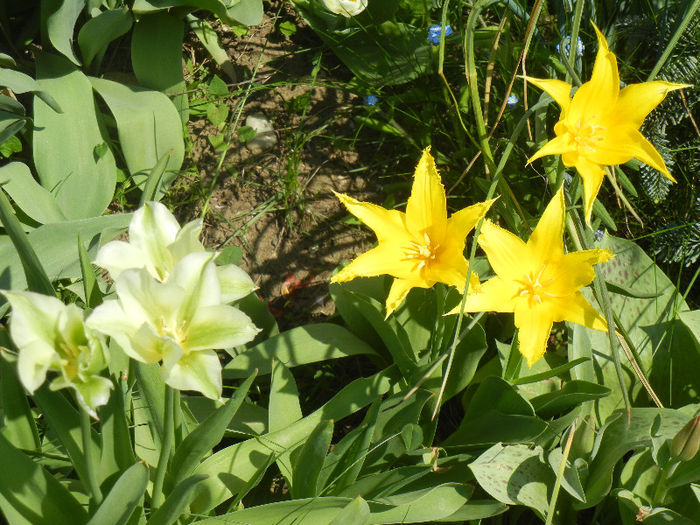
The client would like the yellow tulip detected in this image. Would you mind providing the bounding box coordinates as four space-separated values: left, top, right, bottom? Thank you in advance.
448 186 613 366
527 24 690 223
332 148 495 317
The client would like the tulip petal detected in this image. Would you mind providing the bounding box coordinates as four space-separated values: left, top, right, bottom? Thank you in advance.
455 276 516 314
615 81 690 129
164 349 222 400
169 219 205 262
514 303 553 367
335 192 407 243
445 199 496 244
187 305 259 350
217 264 257 303
51 374 113 418
568 25 619 122
385 278 428 317
94 240 146 281
129 202 180 280
172 252 220 319
574 158 606 224
548 248 614 296
477 220 534 282
550 292 608 332
332 241 413 282
528 133 575 164
528 186 565 263
405 148 448 239
627 129 675 181
524 77 573 111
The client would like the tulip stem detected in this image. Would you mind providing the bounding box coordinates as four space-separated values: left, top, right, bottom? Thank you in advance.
80 407 103 508
151 385 175 510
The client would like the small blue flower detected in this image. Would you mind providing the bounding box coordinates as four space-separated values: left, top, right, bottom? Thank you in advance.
556 35 585 57
594 229 605 242
427 24 454 45
506 94 519 108
364 95 378 106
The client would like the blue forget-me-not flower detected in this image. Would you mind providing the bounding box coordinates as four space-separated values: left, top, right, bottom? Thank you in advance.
427 24 454 45
506 94 518 108
556 35 585 57
364 95 378 106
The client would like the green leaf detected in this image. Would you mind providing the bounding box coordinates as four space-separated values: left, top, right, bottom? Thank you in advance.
512 357 590 385
470 443 553 518
223 323 378 378
679 310 700 347
329 496 370 525
168 371 257 488
42 0 85 65
33 52 116 219
0 433 88 525
131 0 263 26
89 77 184 195
269 359 302 487
291 419 333 498
148 474 208 525
131 12 188 124
530 380 611 419
0 68 62 113
78 7 133 67
0 188 54 296
237 125 255 143
0 162 66 224
78 235 102 308
0 213 132 292
97 380 136 487
444 376 547 445
139 151 172 206
86 462 148 525
190 367 399 513
0 352 40 451
187 16 236 81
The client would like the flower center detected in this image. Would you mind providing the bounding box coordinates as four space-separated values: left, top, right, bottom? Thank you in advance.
402 232 440 273
570 118 606 153
514 264 556 306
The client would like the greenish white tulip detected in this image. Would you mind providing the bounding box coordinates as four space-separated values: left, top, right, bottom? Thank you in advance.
4 291 112 418
87 252 260 400
322 0 368 17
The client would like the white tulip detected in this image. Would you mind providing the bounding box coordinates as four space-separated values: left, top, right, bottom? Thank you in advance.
322 0 368 17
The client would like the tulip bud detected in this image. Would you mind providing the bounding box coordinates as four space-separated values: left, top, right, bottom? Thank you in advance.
670 416 700 462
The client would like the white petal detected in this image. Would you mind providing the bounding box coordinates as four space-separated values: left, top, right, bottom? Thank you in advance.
186 305 260 351
129 202 181 280
94 240 147 281
171 253 221 319
163 350 222 400
168 219 205 263
216 264 257 303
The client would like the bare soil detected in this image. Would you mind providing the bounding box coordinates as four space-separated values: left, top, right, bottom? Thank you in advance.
174 2 399 329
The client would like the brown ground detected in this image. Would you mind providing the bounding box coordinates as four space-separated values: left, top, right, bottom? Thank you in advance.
174 2 397 329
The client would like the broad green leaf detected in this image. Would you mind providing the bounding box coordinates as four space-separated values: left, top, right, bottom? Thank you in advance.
531 380 611 419
132 0 263 26
444 376 547 445
89 77 184 194
32 387 101 494
269 359 302 487
439 499 508 520
572 234 692 417
134 362 165 446
679 310 700 346
329 496 370 525
78 7 133 67
148 474 208 525
139 151 171 206
368 483 471 523
0 433 87 525
0 162 66 224
548 448 586 503
97 380 136 487
0 112 28 145
290 419 333 498
187 15 236 81
0 351 40 451
131 12 188 123
167 371 257 488
0 189 54 296
86 462 148 525
470 443 553 518
42 0 85 65
224 323 378 378
190 368 399 513
0 68 62 113
0 213 132 293
33 52 116 219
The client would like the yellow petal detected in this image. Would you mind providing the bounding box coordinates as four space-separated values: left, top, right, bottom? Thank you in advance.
477 220 534 282
449 276 516 314
627 129 675 182
514 302 553 367
405 148 448 240
550 292 608 332
568 24 619 122
574 158 606 224
331 242 414 283
615 81 691 129
428 260 480 292
524 77 573 111
385 278 430 317
445 199 496 244
548 248 614 296
335 192 408 242
528 185 565 263
527 133 575 164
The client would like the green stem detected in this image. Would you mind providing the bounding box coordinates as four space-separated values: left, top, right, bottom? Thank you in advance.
80 408 103 507
544 420 576 525
151 385 175 510
648 0 700 81
565 0 585 86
